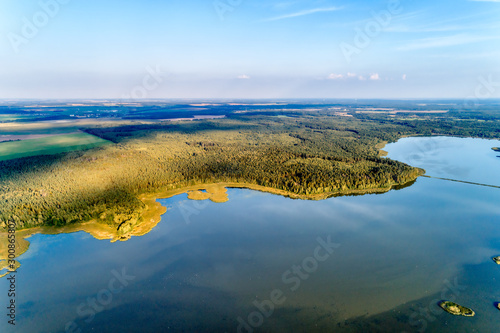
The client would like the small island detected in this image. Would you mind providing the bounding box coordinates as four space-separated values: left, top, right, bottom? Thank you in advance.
187 185 229 203
439 301 475 317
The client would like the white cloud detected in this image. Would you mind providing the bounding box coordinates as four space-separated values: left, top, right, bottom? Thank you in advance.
402 74 407 80
237 75 250 79
328 73 344 80
328 72 382 81
263 7 341 22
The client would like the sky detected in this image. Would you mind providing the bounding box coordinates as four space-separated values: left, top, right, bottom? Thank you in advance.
0 0 499 99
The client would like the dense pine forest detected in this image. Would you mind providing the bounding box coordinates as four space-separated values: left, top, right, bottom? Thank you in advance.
1 104 499 232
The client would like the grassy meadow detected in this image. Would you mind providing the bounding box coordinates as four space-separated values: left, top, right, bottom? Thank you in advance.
0 132 111 161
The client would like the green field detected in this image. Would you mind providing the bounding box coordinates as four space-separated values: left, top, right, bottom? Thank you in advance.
0 132 111 161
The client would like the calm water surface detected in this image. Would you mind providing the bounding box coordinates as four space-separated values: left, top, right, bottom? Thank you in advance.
1 136 499 332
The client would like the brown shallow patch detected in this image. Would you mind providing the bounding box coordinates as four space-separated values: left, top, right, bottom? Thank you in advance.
205 185 229 203
209 193 229 203
0 232 30 261
375 141 389 156
0 260 20 278
187 190 212 200
133 194 166 238
0 230 34 277
187 185 228 202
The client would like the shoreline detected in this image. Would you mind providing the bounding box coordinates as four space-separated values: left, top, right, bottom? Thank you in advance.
1 137 425 241
123 175 424 237
5 134 496 240
0 176 422 247
0 138 425 273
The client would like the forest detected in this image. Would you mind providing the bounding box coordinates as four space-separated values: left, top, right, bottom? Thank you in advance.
1 104 499 234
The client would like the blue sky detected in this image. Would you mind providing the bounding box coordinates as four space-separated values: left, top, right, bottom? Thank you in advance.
0 0 499 99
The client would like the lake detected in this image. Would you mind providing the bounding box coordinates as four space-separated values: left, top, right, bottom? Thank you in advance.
1 136 499 332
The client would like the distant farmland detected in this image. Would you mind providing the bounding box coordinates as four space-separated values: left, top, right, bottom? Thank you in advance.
0 132 111 161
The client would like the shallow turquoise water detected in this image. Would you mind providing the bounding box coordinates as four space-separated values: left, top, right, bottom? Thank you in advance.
1 136 499 332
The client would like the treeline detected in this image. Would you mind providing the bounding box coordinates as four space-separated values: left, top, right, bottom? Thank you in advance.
353 112 500 139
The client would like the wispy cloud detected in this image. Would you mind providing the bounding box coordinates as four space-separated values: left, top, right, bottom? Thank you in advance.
384 24 463 33
272 1 300 10
397 34 499 51
386 10 500 33
469 0 500 2
263 7 341 22
426 50 500 59
322 10 422 30
237 75 251 79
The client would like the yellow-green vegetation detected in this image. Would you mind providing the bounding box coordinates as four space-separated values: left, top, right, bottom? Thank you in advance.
0 115 426 233
187 190 212 200
205 184 229 203
0 231 31 259
375 141 388 157
0 260 20 278
187 186 228 203
492 256 500 264
438 301 475 317
0 231 30 278
0 197 165 278
0 132 111 161
492 147 500 152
